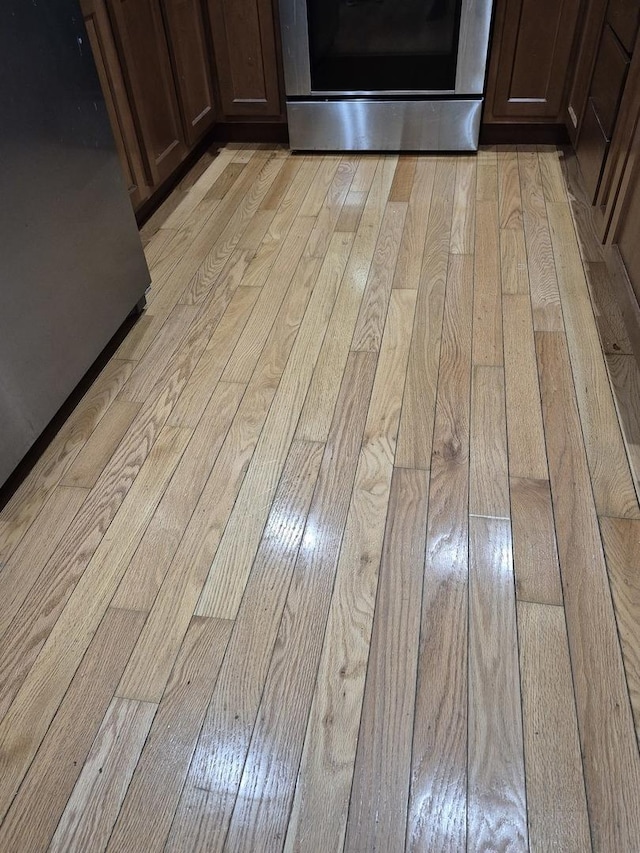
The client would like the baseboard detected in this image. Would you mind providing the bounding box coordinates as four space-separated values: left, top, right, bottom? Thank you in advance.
480 122 571 145
212 122 290 144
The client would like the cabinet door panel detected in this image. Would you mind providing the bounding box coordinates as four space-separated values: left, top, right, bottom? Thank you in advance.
108 0 187 184
485 0 582 120
162 0 216 145
207 0 281 117
80 0 148 209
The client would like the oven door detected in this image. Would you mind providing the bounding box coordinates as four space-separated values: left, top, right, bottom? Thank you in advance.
279 0 493 98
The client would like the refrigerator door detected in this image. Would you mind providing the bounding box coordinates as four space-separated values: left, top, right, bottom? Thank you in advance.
0 0 150 487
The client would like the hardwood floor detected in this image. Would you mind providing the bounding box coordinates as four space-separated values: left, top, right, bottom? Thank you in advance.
1 143 640 851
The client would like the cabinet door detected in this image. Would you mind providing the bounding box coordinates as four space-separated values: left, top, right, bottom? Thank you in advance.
108 0 188 185
485 0 582 121
207 0 282 117
162 0 216 145
80 0 149 209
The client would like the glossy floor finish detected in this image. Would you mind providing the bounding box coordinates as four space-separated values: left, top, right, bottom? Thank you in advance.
1 144 640 852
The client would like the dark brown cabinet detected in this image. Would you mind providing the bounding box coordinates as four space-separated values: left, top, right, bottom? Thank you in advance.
162 0 216 144
207 0 282 118
80 0 149 208
107 0 188 185
484 0 582 122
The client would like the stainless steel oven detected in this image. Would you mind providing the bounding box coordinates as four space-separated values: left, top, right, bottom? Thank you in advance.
278 0 494 150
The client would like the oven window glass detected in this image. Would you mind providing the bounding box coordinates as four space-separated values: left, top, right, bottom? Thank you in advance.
307 0 462 92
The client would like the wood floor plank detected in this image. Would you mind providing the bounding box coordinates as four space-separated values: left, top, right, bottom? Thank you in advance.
547 200 640 518
600 517 640 743
49 696 156 853
259 157 303 211
203 162 247 202
606 353 640 489
113 381 245 612
407 254 473 853
500 227 530 295
194 231 355 621
559 148 605 263
167 286 258 428
164 440 323 852
169 353 376 852
537 147 567 204
451 156 476 254
0 608 145 853
470 365 509 518
61 401 142 488
477 148 498 202
518 148 564 331
298 156 342 216
296 160 398 441
160 147 237 232
473 199 503 366
518 601 591 852
106 617 233 853
536 330 640 851
395 157 455 468
468 516 528 851
335 189 367 233
0 426 191 820
0 485 88 641
0 358 134 563
221 216 316 383
588 262 634 355
498 148 523 230
510 477 563 605
351 201 407 352
388 155 417 202
344 467 429 853
392 158 436 287
502 293 548 480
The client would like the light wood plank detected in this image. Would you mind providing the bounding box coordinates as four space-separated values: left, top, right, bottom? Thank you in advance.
388 155 417 202
61 401 142 488
450 156 476 254
344 467 429 853
518 601 591 852
407 254 473 853
510 477 563 605
537 147 567 204
194 231 355 621
477 148 498 202
105 617 232 853
395 157 455 468
547 200 640 518
160 147 236 231
470 365 509 518
502 293 548 479
335 189 367 233
169 353 376 852
49 697 156 853
0 358 134 562
473 199 503 365
0 426 190 820
203 161 246 201
0 608 145 853
498 147 523 229
298 156 342 216
392 158 436 287
351 201 407 351
500 227 530 295
113 381 245 612
468 516 528 851
0 486 88 641
600 517 640 743
606 353 640 490
259 157 303 211
518 148 564 331
588 262 634 355
536 330 640 851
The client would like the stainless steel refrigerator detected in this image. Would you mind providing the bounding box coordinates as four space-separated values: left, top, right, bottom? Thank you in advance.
0 0 150 487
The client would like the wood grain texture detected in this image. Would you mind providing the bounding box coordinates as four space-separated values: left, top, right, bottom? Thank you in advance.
518 149 564 331
468 516 528 851
388 155 417 202
395 157 455 468
510 477 563 605
106 617 232 853
500 227 529 294
473 199 503 366
393 158 436 287
344 468 429 853
451 156 476 254
0 608 145 853
470 365 509 518
600 517 640 742
407 254 473 853
587 262 634 355
536 330 640 851
49 696 156 853
546 200 640 518
502 293 548 480
498 148 523 229
518 601 591 852
606 352 640 492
